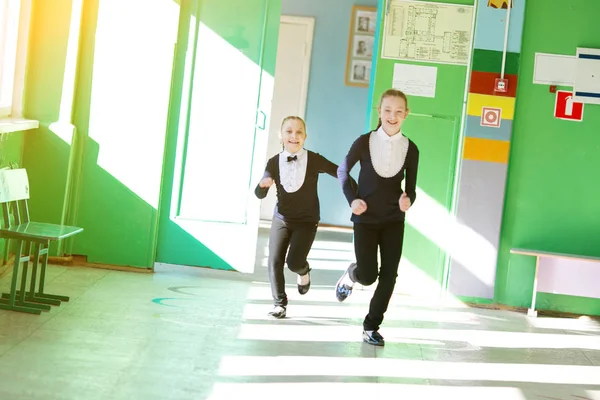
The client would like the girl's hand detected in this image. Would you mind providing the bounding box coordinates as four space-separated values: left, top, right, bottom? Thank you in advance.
351 199 368 215
399 193 411 212
259 177 274 188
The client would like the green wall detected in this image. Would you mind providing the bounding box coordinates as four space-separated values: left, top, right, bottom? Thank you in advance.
3 0 73 263
369 0 474 295
496 0 600 314
369 0 600 315
21 0 73 250
17 0 600 312
20 0 281 270
0 132 24 168
21 0 176 268
0 130 25 263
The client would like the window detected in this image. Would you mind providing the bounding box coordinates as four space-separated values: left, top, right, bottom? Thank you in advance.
0 0 28 119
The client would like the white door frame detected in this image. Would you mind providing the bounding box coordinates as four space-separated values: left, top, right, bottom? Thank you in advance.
280 15 314 119
260 16 315 223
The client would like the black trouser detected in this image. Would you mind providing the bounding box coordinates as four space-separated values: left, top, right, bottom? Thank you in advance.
349 221 405 331
268 217 317 306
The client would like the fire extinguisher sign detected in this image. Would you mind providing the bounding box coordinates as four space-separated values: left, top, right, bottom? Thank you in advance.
554 90 584 121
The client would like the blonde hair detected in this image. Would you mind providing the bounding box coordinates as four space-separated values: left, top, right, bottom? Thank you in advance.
280 116 306 132
376 89 409 129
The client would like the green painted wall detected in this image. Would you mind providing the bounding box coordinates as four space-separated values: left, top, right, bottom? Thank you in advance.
21 0 72 248
0 130 25 263
496 0 600 315
0 132 24 169
21 0 176 268
369 0 474 294
21 0 281 270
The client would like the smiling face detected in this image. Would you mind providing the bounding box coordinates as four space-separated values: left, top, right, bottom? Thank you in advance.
378 93 409 136
280 117 307 154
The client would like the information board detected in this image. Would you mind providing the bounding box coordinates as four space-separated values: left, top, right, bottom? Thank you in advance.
382 0 475 65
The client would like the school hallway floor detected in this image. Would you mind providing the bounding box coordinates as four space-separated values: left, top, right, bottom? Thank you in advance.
1 227 600 400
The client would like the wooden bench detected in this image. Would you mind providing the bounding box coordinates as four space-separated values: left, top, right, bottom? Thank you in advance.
0 168 83 314
510 248 600 317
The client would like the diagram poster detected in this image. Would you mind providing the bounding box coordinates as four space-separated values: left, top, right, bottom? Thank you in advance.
382 0 474 65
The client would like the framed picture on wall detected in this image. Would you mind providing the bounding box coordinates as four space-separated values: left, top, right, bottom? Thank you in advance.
345 5 377 87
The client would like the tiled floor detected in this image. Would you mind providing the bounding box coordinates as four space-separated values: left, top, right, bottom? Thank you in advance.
1 228 600 399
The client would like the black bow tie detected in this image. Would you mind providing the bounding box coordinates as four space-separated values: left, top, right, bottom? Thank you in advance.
287 155 297 162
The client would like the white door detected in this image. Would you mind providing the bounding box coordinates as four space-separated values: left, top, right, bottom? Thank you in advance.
260 16 314 221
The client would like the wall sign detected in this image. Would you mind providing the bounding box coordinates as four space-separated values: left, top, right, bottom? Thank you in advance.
481 107 502 128
554 90 584 121
494 78 508 93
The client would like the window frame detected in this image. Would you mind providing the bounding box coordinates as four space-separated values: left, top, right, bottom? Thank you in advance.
0 0 32 120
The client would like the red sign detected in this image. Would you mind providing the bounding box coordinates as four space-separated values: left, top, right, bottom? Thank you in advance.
481 107 502 128
494 78 508 93
554 90 584 121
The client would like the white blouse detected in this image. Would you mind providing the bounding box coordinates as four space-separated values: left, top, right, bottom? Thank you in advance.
369 127 409 178
279 148 308 193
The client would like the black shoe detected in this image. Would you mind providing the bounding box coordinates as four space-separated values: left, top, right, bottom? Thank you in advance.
335 264 355 302
297 268 311 295
268 306 286 319
363 330 385 346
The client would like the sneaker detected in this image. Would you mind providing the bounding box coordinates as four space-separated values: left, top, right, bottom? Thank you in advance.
297 267 311 295
363 330 385 346
335 264 355 302
268 305 286 319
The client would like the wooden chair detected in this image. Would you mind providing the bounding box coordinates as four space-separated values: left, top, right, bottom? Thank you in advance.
0 168 83 314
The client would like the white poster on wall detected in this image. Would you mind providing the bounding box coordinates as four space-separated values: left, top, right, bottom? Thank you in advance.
382 0 474 65
392 63 437 98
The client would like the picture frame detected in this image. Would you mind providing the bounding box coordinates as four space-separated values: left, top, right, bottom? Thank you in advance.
345 5 377 87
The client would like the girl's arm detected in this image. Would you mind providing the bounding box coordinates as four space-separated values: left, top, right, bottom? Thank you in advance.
315 153 339 178
404 142 420 205
254 157 276 199
337 137 363 205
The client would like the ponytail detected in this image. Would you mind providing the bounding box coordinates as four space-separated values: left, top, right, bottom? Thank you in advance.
376 117 382 130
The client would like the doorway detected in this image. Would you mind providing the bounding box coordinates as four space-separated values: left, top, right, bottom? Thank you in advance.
259 16 315 221
155 0 282 273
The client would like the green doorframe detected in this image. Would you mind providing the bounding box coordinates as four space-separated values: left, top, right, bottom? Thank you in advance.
152 0 196 268
171 0 201 221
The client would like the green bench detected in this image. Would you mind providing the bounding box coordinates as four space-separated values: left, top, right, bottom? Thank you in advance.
0 168 83 314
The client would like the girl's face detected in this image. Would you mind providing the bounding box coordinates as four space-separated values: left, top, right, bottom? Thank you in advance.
281 119 306 154
378 96 408 135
